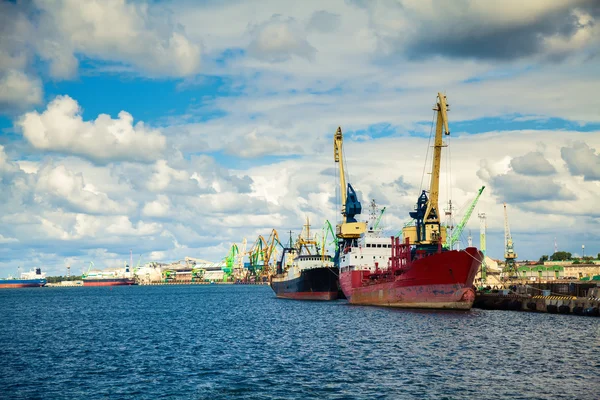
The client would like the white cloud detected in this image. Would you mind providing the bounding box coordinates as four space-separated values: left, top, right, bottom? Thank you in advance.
510 151 557 176
0 70 42 112
0 234 18 244
0 0 202 116
34 0 201 78
248 15 317 62
142 195 171 217
561 141 600 181
35 163 131 215
18 95 166 164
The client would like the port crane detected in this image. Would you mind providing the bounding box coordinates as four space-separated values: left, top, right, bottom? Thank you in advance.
503 203 518 278
247 230 282 281
333 127 367 257
445 186 485 250
403 92 450 248
368 199 386 231
223 244 240 281
321 219 338 262
478 213 487 284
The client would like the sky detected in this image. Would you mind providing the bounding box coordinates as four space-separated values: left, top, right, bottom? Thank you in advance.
1 0 600 276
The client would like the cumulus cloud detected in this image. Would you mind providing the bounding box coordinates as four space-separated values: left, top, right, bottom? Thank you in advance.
18 95 166 164
248 15 317 62
35 164 132 215
0 0 201 115
561 141 600 180
0 2 42 113
307 10 341 33
477 160 575 203
142 195 171 217
146 160 203 194
510 152 557 176
225 128 304 158
34 0 201 78
350 0 600 62
0 70 43 113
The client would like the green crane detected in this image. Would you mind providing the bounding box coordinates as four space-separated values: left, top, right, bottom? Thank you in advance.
445 186 485 250
374 207 386 230
223 243 239 280
321 220 338 261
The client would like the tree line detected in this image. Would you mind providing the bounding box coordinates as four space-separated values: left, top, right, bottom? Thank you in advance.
538 252 599 263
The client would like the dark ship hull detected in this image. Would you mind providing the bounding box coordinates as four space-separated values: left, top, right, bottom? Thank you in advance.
270 267 339 300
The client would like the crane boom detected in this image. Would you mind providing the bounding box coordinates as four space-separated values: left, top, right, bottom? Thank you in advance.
374 207 386 230
445 186 485 249
333 127 367 239
423 92 449 225
333 127 347 215
404 92 450 246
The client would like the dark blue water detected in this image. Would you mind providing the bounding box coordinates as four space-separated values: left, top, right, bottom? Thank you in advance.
1 285 597 399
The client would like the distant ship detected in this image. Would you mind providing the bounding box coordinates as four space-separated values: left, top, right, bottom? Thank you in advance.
0 268 47 288
82 262 136 287
334 93 483 310
270 220 339 300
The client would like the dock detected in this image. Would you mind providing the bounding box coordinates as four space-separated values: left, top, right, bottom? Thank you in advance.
473 284 600 317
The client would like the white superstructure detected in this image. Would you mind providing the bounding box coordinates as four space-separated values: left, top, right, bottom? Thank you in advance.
339 229 393 273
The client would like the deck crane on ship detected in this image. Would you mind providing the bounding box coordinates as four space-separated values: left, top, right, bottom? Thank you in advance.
402 92 450 250
337 92 484 309
333 127 367 262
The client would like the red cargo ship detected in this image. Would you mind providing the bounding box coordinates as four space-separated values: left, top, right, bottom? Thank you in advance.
338 234 482 309
334 92 483 310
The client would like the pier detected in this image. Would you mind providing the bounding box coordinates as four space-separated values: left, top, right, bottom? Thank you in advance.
473 284 600 317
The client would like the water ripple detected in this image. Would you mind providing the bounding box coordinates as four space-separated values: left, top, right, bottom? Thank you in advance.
0 285 597 399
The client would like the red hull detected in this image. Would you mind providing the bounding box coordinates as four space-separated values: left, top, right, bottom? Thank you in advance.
0 283 45 288
275 291 338 301
340 247 482 310
83 279 136 287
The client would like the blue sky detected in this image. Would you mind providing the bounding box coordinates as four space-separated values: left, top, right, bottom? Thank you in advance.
1 0 600 276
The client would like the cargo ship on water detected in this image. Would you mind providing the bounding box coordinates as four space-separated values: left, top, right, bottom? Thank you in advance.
334 92 483 310
82 262 136 286
0 268 47 288
270 220 339 300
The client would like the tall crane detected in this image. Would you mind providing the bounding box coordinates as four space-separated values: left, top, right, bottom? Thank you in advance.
445 186 485 250
403 92 450 248
334 127 367 241
503 203 518 277
478 213 487 284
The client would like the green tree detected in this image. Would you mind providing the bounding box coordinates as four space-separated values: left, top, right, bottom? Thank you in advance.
538 255 549 264
551 251 571 261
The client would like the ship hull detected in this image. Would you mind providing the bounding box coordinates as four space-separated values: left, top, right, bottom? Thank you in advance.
83 278 136 287
0 279 46 289
270 267 339 301
340 248 482 310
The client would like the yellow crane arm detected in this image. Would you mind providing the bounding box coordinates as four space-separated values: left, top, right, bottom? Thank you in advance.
423 92 450 224
333 127 347 215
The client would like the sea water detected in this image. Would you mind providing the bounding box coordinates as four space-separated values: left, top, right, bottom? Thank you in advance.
0 285 597 399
